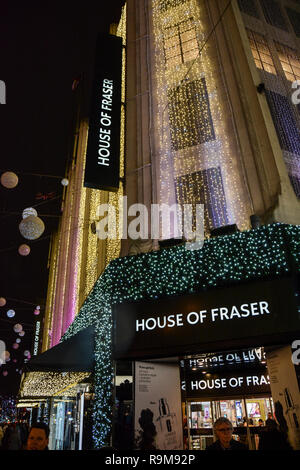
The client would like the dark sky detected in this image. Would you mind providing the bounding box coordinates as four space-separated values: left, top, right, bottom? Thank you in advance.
0 1 125 396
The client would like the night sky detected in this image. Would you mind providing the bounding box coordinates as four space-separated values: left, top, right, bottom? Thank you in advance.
0 1 124 395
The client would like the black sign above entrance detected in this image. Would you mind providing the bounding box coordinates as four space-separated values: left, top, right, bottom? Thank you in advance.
112 277 300 360
84 33 122 191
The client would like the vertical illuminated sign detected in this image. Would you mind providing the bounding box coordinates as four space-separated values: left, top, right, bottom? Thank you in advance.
84 33 122 191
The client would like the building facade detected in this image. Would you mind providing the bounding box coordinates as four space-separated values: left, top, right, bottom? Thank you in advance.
19 0 300 451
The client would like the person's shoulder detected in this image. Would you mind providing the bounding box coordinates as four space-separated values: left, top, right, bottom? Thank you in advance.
231 439 248 450
205 440 222 451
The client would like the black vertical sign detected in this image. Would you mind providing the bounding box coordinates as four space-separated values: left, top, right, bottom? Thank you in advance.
84 33 122 191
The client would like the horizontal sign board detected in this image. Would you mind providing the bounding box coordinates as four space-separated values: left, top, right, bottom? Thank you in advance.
112 277 300 360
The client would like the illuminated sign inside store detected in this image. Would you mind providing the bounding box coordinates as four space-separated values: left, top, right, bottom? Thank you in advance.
182 348 265 370
84 33 122 191
181 370 271 398
112 277 299 360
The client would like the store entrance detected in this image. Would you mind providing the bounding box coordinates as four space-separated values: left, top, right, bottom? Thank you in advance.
186 396 273 450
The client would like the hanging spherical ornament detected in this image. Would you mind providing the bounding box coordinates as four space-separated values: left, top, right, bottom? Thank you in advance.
0 297 6 307
36 305 40 310
4 351 10 360
12 343 19 350
1 171 18 189
6 309 15 318
3 370 8 376
61 178 69 186
19 216 45 240
6 357 10 362
22 207 37 219
13 359 17 363
33 308 40 315
18 330 25 337
18 244 31 256
16 338 21 344
13 323 22 333
24 350 30 357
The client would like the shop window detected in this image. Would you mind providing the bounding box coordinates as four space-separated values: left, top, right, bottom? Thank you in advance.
175 167 229 232
159 0 187 12
164 18 199 68
274 42 300 82
259 0 288 31
286 7 300 37
167 79 215 151
246 29 277 75
238 0 260 18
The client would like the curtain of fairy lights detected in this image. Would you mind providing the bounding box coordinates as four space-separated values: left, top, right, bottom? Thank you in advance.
150 0 252 236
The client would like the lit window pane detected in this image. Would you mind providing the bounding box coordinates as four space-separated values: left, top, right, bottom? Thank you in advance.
260 53 274 65
282 62 293 73
182 39 197 53
254 59 263 69
263 63 276 74
181 30 196 42
165 36 179 49
183 49 199 62
165 45 181 59
285 72 295 82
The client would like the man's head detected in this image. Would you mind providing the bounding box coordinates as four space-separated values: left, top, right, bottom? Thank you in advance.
214 417 233 447
267 412 273 419
27 423 49 450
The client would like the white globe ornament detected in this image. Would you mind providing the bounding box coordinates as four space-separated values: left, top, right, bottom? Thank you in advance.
19 215 45 240
61 178 69 186
22 207 37 219
1 171 18 189
18 244 31 256
13 323 23 333
19 330 25 337
7 309 15 318
16 338 21 344
0 297 6 307
24 350 30 357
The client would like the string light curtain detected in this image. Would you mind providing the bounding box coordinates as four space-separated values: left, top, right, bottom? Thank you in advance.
150 0 252 237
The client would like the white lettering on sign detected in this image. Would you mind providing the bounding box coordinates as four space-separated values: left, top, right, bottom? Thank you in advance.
33 321 41 356
189 375 270 391
135 302 270 332
98 79 114 167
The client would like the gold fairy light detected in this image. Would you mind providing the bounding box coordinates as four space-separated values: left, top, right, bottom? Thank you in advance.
151 0 252 237
20 372 90 397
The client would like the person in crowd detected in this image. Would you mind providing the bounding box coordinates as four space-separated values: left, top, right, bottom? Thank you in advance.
258 419 293 450
1 423 22 450
265 412 276 426
206 417 248 451
26 423 49 451
258 419 264 427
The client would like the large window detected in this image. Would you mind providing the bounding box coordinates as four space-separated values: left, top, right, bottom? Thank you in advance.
159 0 187 12
259 0 288 31
246 29 277 75
175 167 229 232
238 0 260 18
164 18 199 68
168 78 215 151
286 7 300 37
274 42 300 82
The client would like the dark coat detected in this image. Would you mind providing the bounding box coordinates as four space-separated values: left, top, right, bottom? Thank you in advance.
206 439 248 451
258 430 293 450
